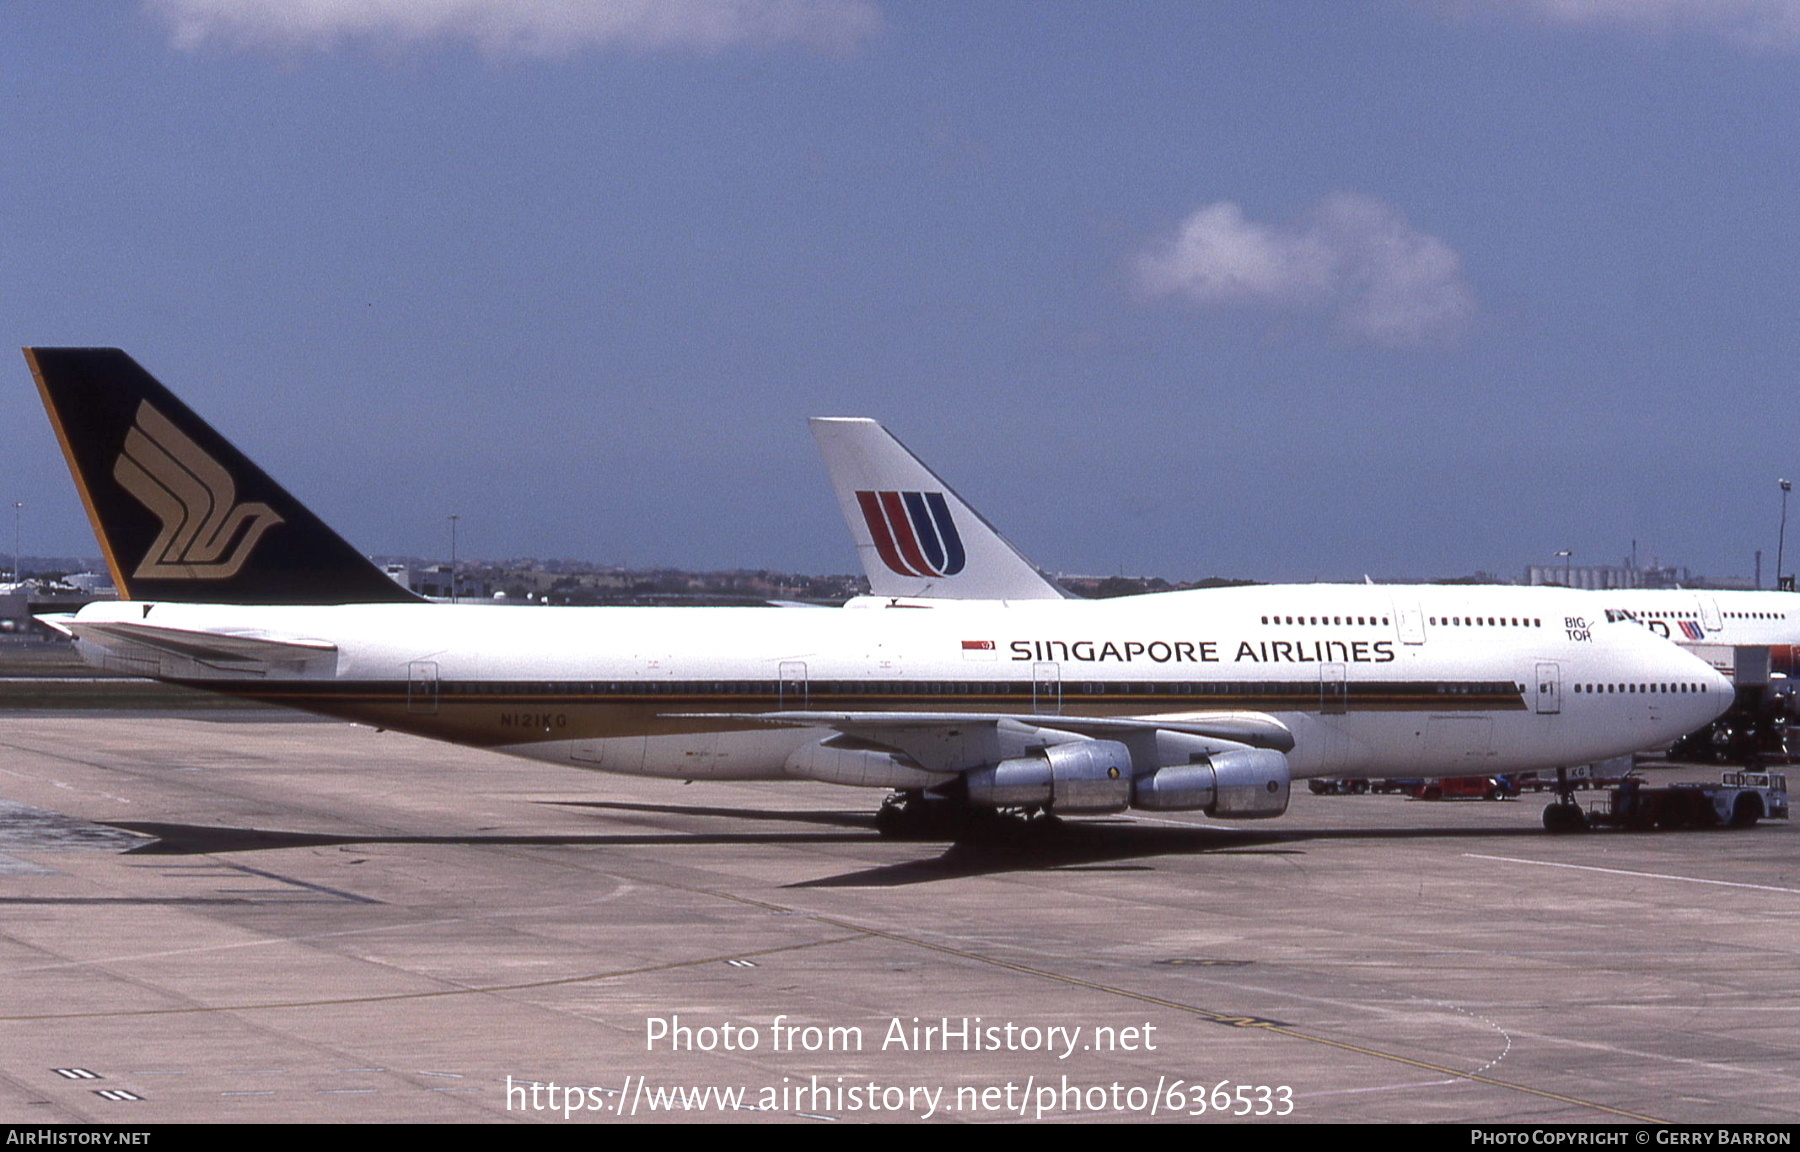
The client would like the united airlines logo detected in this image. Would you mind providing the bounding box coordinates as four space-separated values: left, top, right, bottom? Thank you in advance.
1678 620 1705 641
112 401 284 580
855 490 966 578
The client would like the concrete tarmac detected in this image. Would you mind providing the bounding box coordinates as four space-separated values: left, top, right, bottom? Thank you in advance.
0 713 1794 1124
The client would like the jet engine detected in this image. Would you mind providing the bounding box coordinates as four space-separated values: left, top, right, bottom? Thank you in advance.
1131 747 1291 819
964 738 1133 814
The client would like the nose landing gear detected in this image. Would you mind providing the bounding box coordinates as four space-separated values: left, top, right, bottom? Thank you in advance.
1542 767 1588 833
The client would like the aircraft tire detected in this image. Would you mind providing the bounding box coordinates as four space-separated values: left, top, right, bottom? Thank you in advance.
1543 802 1587 834
875 800 908 839
876 793 933 839
877 794 973 840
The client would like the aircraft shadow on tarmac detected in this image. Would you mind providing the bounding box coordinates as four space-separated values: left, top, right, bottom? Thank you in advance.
783 820 1554 888
99 804 1555 889
550 799 875 829
100 820 877 856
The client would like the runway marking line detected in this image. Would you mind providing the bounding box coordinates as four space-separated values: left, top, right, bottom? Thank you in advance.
0 772 1677 1125
1466 854 1800 895
0 933 868 1021
634 871 1669 1125
801 910 1666 1124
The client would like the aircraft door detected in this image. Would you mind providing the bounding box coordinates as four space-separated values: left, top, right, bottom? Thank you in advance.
1320 662 1347 715
1396 604 1426 645
1700 597 1723 632
407 660 440 715
1534 661 1561 715
1033 661 1061 715
779 661 808 708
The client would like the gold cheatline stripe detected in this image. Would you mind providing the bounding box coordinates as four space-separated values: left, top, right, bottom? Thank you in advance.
227 686 1521 704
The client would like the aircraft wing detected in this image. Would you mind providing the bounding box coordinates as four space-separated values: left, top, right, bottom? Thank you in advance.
44 616 338 677
672 708 1293 775
696 709 1292 748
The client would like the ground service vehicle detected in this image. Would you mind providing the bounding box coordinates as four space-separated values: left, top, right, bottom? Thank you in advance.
1414 775 1516 801
1574 770 1789 832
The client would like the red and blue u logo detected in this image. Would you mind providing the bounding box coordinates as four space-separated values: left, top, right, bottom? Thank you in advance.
855 490 966 578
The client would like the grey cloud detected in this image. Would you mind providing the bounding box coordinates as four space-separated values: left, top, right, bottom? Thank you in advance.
148 0 883 58
1133 191 1476 348
1451 0 1800 54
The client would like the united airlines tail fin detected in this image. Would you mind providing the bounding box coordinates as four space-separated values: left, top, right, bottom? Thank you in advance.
24 347 419 604
809 417 1066 600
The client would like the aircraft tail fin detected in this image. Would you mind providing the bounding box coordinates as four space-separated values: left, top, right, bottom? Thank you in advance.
24 347 419 604
809 417 1066 600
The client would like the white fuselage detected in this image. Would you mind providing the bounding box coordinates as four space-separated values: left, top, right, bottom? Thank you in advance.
1590 588 1798 675
69 582 1732 788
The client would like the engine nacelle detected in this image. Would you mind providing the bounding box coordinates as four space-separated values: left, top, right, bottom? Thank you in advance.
1211 747 1290 817
1130 762 1215 811
964 738 1132 814
1132 747 1291 819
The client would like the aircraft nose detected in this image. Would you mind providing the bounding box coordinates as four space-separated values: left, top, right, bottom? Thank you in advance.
1703 665 1735 720
1639 635 1735 730
1669 652 1736 726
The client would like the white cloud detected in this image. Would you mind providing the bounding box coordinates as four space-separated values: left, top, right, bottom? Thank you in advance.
147 0 883 58
1465 0 1800 53
1133 192 1476 348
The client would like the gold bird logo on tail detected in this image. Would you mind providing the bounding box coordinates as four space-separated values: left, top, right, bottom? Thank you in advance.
112 400 284 579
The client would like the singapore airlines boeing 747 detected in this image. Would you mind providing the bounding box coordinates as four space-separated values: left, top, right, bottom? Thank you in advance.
26 349 1730 838
812 416 1797 783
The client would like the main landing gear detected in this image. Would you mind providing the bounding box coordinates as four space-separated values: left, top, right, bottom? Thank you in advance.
874 790 1060 841
1542 766 1588 833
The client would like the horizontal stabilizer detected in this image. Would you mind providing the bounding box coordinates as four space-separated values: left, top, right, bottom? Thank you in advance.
33 613 77 638
60 618 338 677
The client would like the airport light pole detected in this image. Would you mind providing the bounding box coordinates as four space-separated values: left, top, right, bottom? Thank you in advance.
1779 480 1792 592
448 514 460 604
1555 549 1571 588
11 502 19 586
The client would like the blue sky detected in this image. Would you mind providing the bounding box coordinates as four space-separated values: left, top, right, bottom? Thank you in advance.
2 1 1796 582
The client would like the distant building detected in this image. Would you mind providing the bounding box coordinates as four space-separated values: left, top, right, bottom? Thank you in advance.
1524 562 1751 591
0 577 117 636
411 564 489 600
63 572 115 595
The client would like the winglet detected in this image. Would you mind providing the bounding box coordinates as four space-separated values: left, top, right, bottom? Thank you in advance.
24 347 419 605
809 417 1066 600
